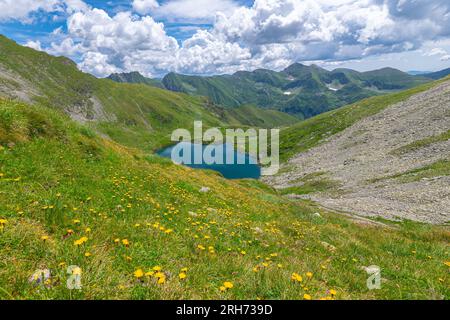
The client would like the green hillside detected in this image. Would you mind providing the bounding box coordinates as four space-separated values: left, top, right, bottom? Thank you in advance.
107 72 165 89
161 64 431 119
0 98 449 300
423 68 450 80
0 35 297 150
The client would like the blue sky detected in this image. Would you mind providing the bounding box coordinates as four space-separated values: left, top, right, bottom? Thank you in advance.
1 0 450 77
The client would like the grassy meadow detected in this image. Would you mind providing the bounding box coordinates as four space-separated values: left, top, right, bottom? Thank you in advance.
0 99 448 300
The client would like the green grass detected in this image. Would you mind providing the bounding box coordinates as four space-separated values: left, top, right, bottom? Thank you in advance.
279 173 341 196
279 78 449 162
370 160 450 184
0 98 449 300
390 130 450 156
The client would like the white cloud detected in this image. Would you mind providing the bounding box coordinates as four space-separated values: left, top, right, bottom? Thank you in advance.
152 0 240 23
0 0 88 22
441 54 450 61
132 0 159 15
0 0 60 22
25 40 42 51
30 0 450 77
425 48 447 57
49 8 178 77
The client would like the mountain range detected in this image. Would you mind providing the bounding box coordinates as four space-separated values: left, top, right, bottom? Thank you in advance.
108 65 444 119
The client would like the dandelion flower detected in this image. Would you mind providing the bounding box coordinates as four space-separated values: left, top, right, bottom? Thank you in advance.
291 273 303 282
85 252 92 257
444 261 450 267
179 272 187 280
122 239 130 247
223 281 233 289
152 266 162 271
219 286 226 292
330 289 337 296
306 272 313 278
303 294 312 300
74 236 88 246
41 235 49 241
134 269 144 279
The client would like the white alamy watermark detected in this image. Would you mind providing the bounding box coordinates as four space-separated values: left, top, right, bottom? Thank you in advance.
170 121 280 176
365 265 381 290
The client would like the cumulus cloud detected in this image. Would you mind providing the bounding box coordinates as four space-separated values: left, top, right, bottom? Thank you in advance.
25 40 43 51
441 55 450 61
24 0 450 77
49 8 179 76
152 0 240 23
0 0 88 22
132 0 159 15
0 0 60 22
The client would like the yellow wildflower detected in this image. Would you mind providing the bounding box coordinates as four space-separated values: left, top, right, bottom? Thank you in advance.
291 273 303 282
122 239 130 247
85 252 92 257
223 281 233 289
74 236 88 246
179 272 187 280
303 294 312 300
444 261 450 267
152 266 162 271
330 289 337 296
134 269 144 278
41 235 49 241
306 272 313 278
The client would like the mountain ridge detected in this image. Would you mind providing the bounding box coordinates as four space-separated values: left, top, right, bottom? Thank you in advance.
159 64 431 119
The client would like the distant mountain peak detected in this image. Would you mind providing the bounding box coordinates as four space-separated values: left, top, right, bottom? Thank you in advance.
107 71 164 88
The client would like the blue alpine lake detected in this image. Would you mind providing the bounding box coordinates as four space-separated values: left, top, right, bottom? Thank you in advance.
157 142 261 179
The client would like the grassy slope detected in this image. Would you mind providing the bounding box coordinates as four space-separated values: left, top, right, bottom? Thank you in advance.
279 77 449 162
0 99 449 300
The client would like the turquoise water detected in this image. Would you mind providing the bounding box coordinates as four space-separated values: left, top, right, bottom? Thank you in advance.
157 142 261 179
